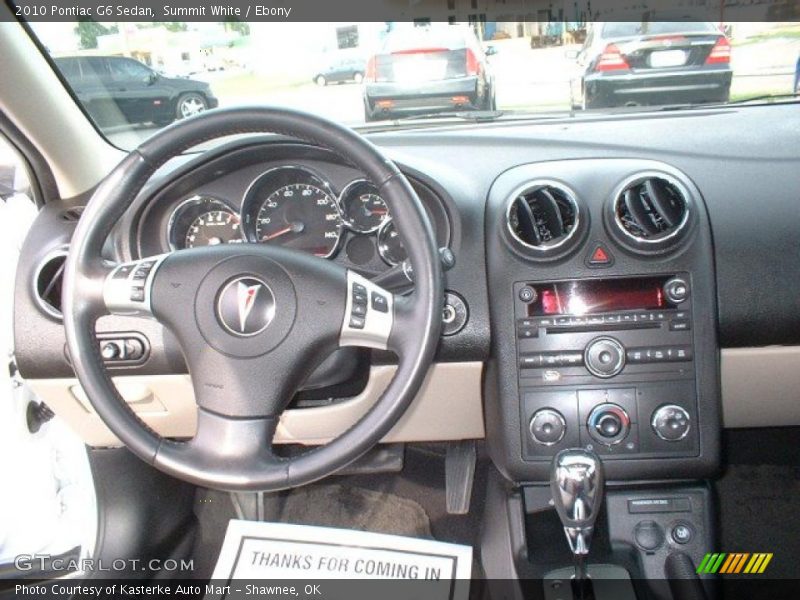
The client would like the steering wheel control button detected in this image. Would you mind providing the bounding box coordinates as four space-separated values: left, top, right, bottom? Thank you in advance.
587 403 630 446
634 521 665 552
216 277 276 337
529 408 567 446
584 337 625 378
340 271 394 350
585 242 614 268
100 342 121 361
671 522 695 545
371 292 389 313
104 254 169 317
664 277 690 304
442 291 468 336
651 405 691 442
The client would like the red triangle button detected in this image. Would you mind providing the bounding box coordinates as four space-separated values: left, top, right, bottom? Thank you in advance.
586 242 614 267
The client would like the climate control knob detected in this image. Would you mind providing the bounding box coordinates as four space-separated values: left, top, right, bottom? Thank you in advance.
651 405 691 441
587 403 630 445
529 408 567 446
584 337 626 378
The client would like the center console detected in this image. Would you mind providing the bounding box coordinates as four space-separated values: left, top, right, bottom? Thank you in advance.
516 274 698 463
481 158 721 596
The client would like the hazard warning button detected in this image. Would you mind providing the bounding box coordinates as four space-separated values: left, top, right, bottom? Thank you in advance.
586 242 614 268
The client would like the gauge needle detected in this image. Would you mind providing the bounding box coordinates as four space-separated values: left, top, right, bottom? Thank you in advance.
261 221 305 242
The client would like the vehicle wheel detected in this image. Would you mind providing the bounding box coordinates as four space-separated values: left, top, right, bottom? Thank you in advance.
353 72 364 84
176 93 208 120
315 75 327 87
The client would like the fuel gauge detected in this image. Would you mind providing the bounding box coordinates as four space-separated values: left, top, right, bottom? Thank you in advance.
340 179 389 234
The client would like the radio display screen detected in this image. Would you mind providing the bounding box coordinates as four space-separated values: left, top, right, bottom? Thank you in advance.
526 277 671 316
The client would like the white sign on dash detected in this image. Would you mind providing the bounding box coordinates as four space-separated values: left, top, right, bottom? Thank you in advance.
207 520 473 600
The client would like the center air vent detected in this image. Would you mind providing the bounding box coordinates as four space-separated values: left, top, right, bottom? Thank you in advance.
506 182 582 256
34 248 68 320
612 174 691 249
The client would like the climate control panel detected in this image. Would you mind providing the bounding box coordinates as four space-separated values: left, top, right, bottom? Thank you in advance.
522 383 699 461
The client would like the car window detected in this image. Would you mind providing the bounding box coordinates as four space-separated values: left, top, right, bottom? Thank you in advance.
80 57 110 79
602 22 718 38
53 58 80 79
110 58 152 80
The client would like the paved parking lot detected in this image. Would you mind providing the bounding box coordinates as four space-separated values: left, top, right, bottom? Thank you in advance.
105 35 800 148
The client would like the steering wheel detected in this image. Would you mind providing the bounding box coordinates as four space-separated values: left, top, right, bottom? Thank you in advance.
62 107 443 491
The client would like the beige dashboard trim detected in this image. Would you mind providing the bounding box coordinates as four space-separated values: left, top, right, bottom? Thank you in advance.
27 362 485 448
721 346 800 428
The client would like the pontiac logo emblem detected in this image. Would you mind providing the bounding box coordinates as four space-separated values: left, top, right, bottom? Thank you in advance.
217 276 275 336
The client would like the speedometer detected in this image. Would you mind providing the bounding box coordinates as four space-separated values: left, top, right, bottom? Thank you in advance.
242 167 342 258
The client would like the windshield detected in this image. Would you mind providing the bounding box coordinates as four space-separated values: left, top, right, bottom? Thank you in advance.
27 20 800 149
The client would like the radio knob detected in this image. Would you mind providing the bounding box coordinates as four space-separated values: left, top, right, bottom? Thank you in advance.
587 403 630 445
529 408 567 446
651 405 691 441
584 337 626 378
664 277 690 304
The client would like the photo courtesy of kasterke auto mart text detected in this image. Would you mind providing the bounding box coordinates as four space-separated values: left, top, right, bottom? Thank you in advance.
2 0 800 598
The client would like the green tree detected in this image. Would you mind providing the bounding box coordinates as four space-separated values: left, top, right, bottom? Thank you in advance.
74 19 117 50
163 22 188 32
223 21 250 36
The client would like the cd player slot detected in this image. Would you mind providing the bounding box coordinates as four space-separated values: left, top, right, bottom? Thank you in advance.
546 322 661 334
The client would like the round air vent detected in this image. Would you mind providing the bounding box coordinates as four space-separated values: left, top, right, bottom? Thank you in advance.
505 181 583 257
610 173 692 251
34 247 68 320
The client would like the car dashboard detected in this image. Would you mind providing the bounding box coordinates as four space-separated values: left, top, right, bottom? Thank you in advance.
13 102 800 484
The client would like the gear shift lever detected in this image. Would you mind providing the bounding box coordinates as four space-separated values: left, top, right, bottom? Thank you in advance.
550 449 605 587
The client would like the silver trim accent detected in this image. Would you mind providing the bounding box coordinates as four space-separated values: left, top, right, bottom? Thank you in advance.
103 254 170 317
376 219 404 266
587 403 630 446
611 171 692 245
504 180 582 253
651 404 691 441
240 164 343 258
33 245 70 320
338 178 388 234
166 194 243 251
529 408 567 446
339 270 394 350
584 337 626 379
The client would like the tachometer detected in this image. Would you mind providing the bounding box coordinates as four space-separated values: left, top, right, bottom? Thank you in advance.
168 196 242 250
242 166 342 258
340 179 389 233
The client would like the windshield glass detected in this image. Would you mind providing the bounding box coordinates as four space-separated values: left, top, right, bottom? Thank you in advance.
27 20 800 148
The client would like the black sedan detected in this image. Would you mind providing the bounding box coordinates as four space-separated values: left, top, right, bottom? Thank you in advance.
54 55 219 127
569 20 732 110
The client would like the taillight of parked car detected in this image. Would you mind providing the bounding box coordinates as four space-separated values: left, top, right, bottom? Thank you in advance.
465 48 480 76
595 44 630 72
705 37 731 65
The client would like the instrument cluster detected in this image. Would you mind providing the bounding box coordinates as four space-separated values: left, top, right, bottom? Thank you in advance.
166 165 415 266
